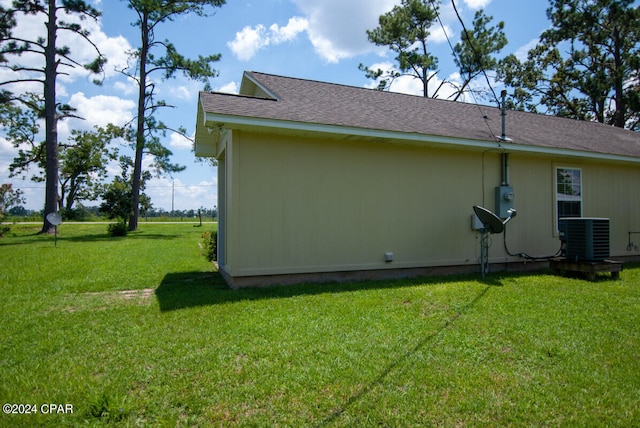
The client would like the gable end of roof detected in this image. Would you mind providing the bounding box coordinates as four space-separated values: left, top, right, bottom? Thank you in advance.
240 71 280 100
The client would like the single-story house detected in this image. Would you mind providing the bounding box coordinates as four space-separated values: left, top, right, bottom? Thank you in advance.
195 71 640 287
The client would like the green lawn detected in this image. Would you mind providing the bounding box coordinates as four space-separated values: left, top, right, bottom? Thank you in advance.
1 223 639 426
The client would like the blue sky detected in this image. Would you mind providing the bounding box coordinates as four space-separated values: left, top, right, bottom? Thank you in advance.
0 0 550 211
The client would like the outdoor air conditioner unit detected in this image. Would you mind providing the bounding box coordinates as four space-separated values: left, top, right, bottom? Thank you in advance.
559 217 610 261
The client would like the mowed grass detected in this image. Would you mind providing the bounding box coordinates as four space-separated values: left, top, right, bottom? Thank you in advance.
1 223 639 426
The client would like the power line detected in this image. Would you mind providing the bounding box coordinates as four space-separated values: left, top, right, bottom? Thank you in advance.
449 0 502 108
430 0 501 143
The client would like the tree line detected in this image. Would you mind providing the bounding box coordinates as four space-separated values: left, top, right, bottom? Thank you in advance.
0 0 225 235
361 0 639 130
6 204 218 221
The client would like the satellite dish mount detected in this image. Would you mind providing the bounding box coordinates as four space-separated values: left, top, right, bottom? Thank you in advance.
472 205 517 278
46 212 62 246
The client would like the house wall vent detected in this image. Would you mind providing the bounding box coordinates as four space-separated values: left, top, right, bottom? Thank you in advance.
559 218 610 261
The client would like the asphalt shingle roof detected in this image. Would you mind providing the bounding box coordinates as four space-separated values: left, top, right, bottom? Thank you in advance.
199 71 640 160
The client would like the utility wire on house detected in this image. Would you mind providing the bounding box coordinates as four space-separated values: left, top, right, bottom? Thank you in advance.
449 0 502 108
429 0 500 144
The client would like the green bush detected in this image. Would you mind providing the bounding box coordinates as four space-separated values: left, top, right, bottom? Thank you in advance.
62 206 91 221
107 222 128 237
200 230 217 261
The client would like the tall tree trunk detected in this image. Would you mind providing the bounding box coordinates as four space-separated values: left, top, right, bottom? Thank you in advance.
612 27 626 128
129 11 149 231
41 0 58 234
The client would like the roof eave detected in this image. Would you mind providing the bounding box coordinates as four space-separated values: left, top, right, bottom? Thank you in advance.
194 100 220 157
202 112 640 164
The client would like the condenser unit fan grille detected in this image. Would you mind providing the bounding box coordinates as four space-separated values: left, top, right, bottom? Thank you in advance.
559 218 610 261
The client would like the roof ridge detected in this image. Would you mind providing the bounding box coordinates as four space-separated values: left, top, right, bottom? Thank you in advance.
246 70 500 109
246 70 639 135
200 89 275 100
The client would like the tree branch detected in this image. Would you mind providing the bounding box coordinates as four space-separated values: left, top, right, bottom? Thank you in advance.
0 77 45 86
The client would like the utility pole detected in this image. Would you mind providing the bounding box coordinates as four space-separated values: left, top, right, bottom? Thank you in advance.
171 180 175 216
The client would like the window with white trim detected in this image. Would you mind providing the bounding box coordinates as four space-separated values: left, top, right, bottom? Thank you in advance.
556 166 582 228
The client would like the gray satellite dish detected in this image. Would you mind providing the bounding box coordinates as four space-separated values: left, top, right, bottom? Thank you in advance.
46 212 62 246
473 205 504 234
46 212 62 226
472 205 517 279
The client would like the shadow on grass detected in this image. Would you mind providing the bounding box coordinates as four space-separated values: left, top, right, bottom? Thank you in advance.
155 270 508 312
157 261 640 312
0 230 182 245
60 232 182 242
155 270 499 424
318 284 493 426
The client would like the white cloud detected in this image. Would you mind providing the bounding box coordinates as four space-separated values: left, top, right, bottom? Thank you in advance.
292 0 397 63
361 61 463 100
228 24 270 61
0 136 45 210
89 32 132 79
0 2 134 133
0 137 17 179
215 81 239 94
463 0 492 9
168 85 192 101
428 23 454 44
362 61 424 96
0 67 42 96
307 35 348 64
169 132 193 150
179 179 218 208
55 13 132 81
226 0 455 64
113 79 138 96
65 92 136 130
104 157 122 179
3 6 132 84
228 1 399 63
270 16 309 43
514 37 540 61
228 17 309 61
143 176 218 212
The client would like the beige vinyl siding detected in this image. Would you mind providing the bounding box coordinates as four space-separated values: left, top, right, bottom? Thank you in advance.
225 131 505 277
581 163 640 254
195 73 640 285
506 156 558 254
216 130 640 279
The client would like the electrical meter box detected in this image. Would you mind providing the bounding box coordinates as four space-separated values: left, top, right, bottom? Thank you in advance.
495 186 514 219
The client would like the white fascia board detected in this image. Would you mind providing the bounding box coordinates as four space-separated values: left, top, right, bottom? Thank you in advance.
204 112 492 146
205 112 640 165
241 72 279 100
498 141 640 164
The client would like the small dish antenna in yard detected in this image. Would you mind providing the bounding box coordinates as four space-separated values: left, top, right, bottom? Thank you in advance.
473 205 517 278
46 212 62 246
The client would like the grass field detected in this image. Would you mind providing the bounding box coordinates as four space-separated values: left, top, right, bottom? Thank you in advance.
1 223 639 426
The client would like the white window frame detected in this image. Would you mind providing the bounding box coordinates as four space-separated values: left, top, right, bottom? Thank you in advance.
555 166 583 231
